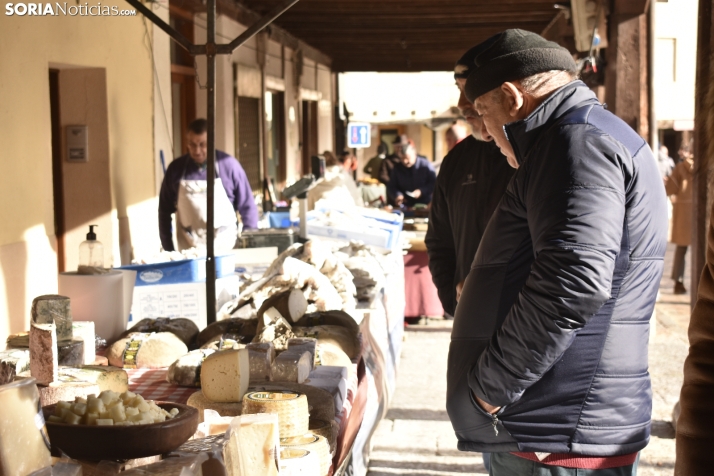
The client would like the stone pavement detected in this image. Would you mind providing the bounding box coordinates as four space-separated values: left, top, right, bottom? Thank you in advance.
367 243 691 475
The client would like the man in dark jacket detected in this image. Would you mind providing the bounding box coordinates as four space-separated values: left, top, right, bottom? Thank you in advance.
447 29 667 474
387 140 436 207
425 47 515 317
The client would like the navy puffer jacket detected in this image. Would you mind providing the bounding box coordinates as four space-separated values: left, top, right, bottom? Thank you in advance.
447 81 668 455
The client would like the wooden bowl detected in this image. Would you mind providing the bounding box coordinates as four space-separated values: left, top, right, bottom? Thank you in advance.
42 402 198 461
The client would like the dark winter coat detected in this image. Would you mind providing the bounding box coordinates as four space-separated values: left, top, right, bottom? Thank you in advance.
447 81 668 455
425 137 514 315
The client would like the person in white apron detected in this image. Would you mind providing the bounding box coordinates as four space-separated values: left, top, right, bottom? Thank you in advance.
159 119 258 253
176 161 239 253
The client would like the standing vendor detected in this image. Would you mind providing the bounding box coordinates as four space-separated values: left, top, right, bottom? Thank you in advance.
387 139 436 207
159 119 258 252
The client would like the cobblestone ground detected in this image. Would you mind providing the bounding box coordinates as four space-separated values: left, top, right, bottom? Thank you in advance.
368 243 690 476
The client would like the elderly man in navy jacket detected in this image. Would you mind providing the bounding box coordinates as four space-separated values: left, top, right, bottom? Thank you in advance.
447 29 667 475
387 139 436 207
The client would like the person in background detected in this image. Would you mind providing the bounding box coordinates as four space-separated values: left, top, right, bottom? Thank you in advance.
307 151 362 210
378 134 408 187
448 29 666 475
658 144 675 179
363 142 389 180
665 143 694 294
426 45 515 318
445 120 469 151
159 118 258 252
387 139 436 207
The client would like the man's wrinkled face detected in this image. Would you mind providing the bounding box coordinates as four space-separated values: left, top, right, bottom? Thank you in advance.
456 78 483 141
474 90 518 168
187 131 208 164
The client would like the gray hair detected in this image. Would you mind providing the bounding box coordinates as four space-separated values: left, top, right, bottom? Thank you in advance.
517 70 577 97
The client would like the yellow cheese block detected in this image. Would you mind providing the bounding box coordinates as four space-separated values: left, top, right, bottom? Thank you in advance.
224 413 280 476
201 349 250 403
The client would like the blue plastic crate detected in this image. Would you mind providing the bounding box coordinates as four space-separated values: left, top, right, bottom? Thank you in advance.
119 254 235 286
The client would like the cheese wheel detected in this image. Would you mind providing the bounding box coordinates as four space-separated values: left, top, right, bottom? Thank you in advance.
279 448 320 476
122 317 199 347
167 349 216 387
249 383 335 425
58 365 129 393
31 294 73 342
309 419 337 452
292 325 359 359
201 349 250 402
107 332 188 369
242 392 309 439
280 433 330 476
38 380 101 406
271 350 312 384
187 390 243 423
316 343 353 379
287 338 317 366
246 342 274 383
0 349 30 386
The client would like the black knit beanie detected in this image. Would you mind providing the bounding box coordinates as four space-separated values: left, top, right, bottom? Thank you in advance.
454 44 480 79
463 29 577 102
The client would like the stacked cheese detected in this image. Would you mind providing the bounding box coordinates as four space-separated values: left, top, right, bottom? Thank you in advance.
188 348 251 423
280 433 331 476
242 391 309 439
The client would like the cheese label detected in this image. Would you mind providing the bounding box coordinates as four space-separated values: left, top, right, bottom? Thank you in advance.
247 392 300 402
122 333 151 369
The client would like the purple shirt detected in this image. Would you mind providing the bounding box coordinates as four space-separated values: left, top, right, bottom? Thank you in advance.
158 151 258 251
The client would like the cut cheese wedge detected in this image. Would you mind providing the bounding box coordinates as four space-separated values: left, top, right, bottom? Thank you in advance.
242 391 309 439
224 413 280 476
271 350 311 384
201 349 250 403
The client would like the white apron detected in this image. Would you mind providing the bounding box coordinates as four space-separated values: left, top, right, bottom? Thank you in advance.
176 163 238 253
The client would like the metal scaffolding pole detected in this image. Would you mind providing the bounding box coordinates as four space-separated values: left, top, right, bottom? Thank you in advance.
124 0 300 325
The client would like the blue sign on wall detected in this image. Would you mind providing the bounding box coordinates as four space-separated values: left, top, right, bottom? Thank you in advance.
347 122 371 148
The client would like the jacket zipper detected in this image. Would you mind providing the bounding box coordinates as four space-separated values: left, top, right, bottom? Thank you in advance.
491 413 499 436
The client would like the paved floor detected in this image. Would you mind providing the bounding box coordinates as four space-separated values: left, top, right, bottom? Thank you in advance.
368 243 691 476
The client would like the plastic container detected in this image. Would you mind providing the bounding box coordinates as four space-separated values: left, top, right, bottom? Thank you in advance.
119 254 236 286
78 224 104 268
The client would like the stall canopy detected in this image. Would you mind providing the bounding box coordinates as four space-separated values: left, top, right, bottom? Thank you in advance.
234 0 564 72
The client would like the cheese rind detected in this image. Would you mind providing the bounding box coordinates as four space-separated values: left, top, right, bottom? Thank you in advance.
271 351 312 384
31 295 73 342
0 349 30 385
224 413 280 476
242 391 309 439
30 322 59 386
280 434 330 476
38 380 101 406
167 349 216 387
200 349 251 402
107 332 188 369
287 338 317 367
57 338 84 367
278 448 320 476
72 321 96 365
187 390 243 423
245 342 275 382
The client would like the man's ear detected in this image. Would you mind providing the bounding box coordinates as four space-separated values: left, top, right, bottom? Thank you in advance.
501 82 524 118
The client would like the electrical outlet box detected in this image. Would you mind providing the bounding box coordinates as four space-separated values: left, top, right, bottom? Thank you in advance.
66 125 88 162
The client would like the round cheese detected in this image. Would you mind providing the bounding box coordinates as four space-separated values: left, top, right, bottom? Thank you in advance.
107 332 188 369
309 418 336 452
279 448 320 476
243 391 309 439
187 390 243 423
280 433 330 476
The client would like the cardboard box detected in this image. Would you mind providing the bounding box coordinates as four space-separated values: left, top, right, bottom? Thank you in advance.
127 275 240 330
119 254 235 286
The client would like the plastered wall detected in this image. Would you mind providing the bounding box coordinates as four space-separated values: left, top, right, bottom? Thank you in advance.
0 3 156 343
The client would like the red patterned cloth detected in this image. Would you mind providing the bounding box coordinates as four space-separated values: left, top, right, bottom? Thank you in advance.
403 251 444 317
126 368 197 403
